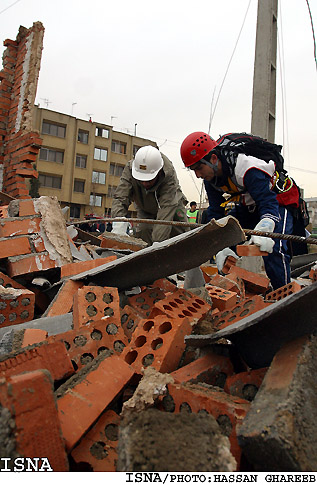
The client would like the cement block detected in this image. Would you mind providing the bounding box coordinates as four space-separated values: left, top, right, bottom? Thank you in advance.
117 408 236 472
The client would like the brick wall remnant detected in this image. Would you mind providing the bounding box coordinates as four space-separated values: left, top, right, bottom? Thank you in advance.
0 22 44 198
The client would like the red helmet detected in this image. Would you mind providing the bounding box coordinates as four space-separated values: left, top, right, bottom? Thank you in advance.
180 132 218 167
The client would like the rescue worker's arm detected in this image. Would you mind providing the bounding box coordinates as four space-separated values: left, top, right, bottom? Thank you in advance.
204 181 227 221
111 165 134 218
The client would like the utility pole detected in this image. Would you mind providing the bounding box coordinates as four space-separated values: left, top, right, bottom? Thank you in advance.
251 0 278 142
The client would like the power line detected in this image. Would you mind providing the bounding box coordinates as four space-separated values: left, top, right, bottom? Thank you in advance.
305 0 317 71
0 0 22 15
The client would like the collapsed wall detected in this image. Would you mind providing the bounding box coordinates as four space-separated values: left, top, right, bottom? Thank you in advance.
0 22 44 198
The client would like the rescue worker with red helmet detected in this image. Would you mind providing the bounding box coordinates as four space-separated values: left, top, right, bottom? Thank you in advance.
180 131 296 290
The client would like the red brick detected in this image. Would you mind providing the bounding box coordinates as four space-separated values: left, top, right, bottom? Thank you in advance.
0 370 69 471
73 285 121 329
120 305 142 339
0 236 31 258
57 353 134 451
265 281 302 301
224 368 268 400
222 255 238 275
0 286 35 328
121 314 192 374
159 383 250 468
236 244 269 257
0 215 41 237
150 278 177 293
60 255 117 278
17 198 37 216
209 273 245 298
20 328 48 347
128 287 166 318
71 410 120 471
7 252 57 277
211 295 271 331
0 341 74 382
0 206 8 218
0 270 25 289
205 285 237 311
29 234 46 252
48 319 129 372
171 353 234 386
100 234 146 252
228 266 270 294
150 288 212 324
46 280 84 317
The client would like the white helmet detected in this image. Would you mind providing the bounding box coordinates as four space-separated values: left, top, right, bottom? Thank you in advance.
132 146 164 181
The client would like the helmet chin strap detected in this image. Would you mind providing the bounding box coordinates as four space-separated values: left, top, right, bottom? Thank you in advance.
201 158 219 174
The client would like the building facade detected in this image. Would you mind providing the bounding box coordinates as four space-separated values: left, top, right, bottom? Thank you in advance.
32 106 157 220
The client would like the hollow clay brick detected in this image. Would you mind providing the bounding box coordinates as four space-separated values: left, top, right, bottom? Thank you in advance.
149 278 177 293
56 353 134 452
159 382 250 468
0 340 74 382
0 270 25 289
170 352 234 387
121 314 192 374
150 288 211 325
236 244 269 257
0 286 35 328
45 280 84 317
73 285 121 329
265 281 302 301
0 370 69 471
205 285 237 311
211 295 271 331
128 287 166 318
71 409 120 471
224 367 268 401
47 318 129 372
209 273 245 298
120 305 142 340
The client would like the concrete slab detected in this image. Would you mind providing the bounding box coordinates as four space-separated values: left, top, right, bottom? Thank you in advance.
70 217 245 291
185 283 317 368
238 334 317 471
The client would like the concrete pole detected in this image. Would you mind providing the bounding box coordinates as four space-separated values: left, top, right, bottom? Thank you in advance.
251 0 278 142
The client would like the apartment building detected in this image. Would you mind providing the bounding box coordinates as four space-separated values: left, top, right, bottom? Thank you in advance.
32 106 157 219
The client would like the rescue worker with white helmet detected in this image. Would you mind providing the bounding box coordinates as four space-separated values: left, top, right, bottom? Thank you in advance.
111 145 189 245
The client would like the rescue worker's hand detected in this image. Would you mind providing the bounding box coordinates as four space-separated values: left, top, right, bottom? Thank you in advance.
250 218 275 253
215 248 239 273
111 221 130 236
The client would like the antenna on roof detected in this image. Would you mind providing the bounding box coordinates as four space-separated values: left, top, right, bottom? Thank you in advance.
40 98 52 108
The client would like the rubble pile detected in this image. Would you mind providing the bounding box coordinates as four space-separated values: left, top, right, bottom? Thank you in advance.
0 195 317 472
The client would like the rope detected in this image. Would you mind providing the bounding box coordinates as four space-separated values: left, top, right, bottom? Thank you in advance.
68 216 317 246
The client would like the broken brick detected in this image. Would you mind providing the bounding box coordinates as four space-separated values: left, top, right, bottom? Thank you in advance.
21 328 48 347
0 370 69 471
45 280 84 317
73 285 121 329
6 252 57 277
60 255 117 279
128 287 166 318
56 352 134 452
120 305 142 340
236 244 269 257
224 367 268 401
205 285 237 311
0 286 35 328
228 266 270 294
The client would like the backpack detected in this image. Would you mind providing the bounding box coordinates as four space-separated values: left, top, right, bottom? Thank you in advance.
215 132 286 180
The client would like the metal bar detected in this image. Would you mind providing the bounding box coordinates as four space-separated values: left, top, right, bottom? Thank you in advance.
68 216 317 246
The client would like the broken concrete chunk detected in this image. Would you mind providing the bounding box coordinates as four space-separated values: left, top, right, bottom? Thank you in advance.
117 408 236 471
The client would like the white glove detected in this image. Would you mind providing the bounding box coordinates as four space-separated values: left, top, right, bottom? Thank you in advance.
111 221 130 236
184 267 205 289
215 248 239 273
250 218 275 253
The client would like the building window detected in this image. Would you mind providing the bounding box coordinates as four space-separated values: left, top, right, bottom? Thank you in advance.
133 145 142 156
39 173 62 189
107 185 117 197
90 194 102 207
110 163 124 177
70 205 81 219
94 147 107 161
92 171 106 184
95 127 109 138
39 147 64 163
75 154 87 168
74 179 85 193
78 130 89 144
42 121 66 138
111 140 126 155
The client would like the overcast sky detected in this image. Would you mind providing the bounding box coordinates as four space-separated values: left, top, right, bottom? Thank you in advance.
1 0 316 203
